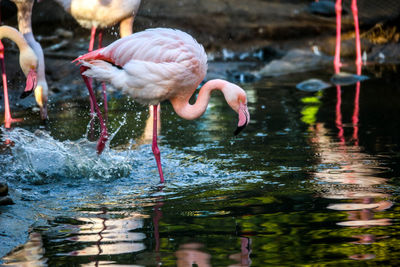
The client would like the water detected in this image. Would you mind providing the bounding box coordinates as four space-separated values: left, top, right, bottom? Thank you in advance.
1 63 400 266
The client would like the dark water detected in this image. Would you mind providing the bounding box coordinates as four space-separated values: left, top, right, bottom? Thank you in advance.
1 63 400 266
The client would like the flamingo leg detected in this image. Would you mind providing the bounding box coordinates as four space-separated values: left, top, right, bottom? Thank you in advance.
88 26 97 119
334 0 342 74
0 41 22 128
351 0 362 74
89 26 96 52
80 66 108 154
152 104 164 183
97 30 108 120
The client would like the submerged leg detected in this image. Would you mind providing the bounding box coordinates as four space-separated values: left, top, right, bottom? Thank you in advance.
152 105 164 183
334 0 342 74
0 41 22 128
80 66 108 154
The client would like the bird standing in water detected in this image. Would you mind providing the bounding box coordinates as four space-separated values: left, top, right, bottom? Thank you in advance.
75 28 250 183
0 25 37 128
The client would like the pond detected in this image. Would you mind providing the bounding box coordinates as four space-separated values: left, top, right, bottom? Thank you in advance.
1 61 400 266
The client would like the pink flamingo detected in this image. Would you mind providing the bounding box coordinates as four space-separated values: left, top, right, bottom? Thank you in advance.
334 0 362 74
74 28 250 183
53 0 141 116
0 25 38 128
12 0 48 120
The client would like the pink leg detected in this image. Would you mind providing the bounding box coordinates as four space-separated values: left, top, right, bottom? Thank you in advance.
97 30 108 120
0 41 22 128
88 27 97 117
152 105 164 183
334 0 342 74
97 30 103 48
80 66 108 154
351 0 362 74
89 26 96 52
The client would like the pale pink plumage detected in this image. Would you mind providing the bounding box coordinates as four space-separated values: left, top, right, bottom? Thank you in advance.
75 28 250 183
54 0 141 31
77 28 207 106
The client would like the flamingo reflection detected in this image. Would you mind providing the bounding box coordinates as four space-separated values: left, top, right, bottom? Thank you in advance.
152 184 163 266
2 232 47 266
174 237 251 267
228 237 252 267
67 208 146 261
175 243 211 267
309 72 392 261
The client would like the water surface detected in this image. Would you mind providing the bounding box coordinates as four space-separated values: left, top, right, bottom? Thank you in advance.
1 63 400 266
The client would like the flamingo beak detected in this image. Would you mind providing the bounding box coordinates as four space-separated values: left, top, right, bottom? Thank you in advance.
34 85 48 120
20 69 37 99
234 102 250 135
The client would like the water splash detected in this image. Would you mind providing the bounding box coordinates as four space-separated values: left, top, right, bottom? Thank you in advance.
0 126 266 188
0 127 134 184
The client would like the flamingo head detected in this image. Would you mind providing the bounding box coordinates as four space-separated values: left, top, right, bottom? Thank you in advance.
19 47 38 99
222 82 250 135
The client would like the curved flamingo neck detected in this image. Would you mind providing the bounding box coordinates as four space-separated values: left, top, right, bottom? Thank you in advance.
170 79 229 120
0 26 30 52
15 0 34 35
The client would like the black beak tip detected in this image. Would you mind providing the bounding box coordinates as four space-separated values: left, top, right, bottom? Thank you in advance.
234 125 246 136
20 90 33 99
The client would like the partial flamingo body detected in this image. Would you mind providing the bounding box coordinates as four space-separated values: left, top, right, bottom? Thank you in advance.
75 28 250 183
54 0 141 116
0 25 38 128
12 0 48 120
55 0 140 32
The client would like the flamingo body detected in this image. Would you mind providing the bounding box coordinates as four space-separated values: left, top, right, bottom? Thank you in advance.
77 28 207 106
55 0 141 32
70 0 140 29
75 28 250 182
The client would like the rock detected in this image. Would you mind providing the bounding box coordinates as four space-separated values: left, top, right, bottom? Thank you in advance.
308 0 338 17
330 72 369 86
257 49 331 77
0 196 14 206
0 182 8 197
296 78 331 92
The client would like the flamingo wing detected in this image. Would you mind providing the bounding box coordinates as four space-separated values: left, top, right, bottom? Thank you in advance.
75 28 208 104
